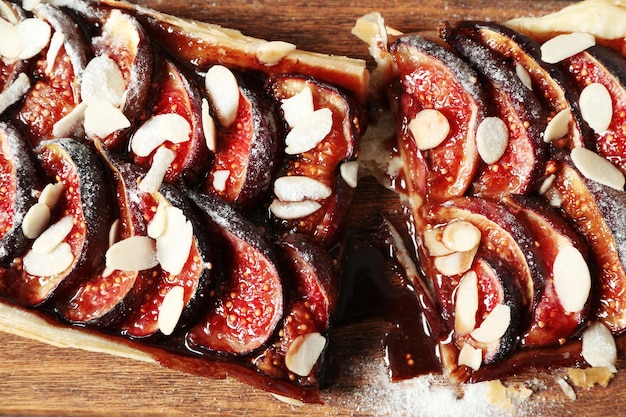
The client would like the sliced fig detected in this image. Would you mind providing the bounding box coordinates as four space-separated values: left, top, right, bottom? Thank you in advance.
266 75 362 247
0 122 41 264
505 195 590 347
562 45 626 175
253 234 337 383
388 34 487 203
549 158 626 333
202 72 281 209
17 4 89 145
185 191 283 355
441 24 548 200
131 58 206 186
1 138 114 306
452 21 592 150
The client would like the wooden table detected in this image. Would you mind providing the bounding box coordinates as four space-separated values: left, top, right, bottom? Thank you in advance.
4 0 626 416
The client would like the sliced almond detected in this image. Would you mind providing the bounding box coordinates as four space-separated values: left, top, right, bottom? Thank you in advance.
21 202 51 240
155 206 193 276
256 40 296 66
31 214 74 255
274 176 332 202
201 98 217 152
422 227 454 257
45 30 65 75
0 18 22 60
130 113 191 157
553 244 591 313
470 304 511 344
340 160 359 188
23 242 74 277
579 82 613 133
544 109 572 143
281 85 314 129
285 332 327 377
540 32 596 64
454 270 479 336
433 246 477 277
271 394 305 407
556 377 577 401
571 146 625 190
84 100 131 139
515 63 532 90
147 203 167 240
38 182 64 208
269 199 322 220
0 3 19 23
22 0 42 12
52 101 87 138
81 55 126 107
284 108 333 155
476 116 509 165
138 146 176 193
108 219 120 248
211 169 230 192
204 65 239 127
538 174 556 195
408 108 450 151
458 342 482 371
0 72 31 116
441 220 481 253
105 235 158 272
16 18 51 60
157 285 185 336
581 321 617 372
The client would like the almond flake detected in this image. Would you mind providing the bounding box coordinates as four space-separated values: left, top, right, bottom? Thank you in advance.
269 199 322 220
17 18 51 60
157 285 185 336
21 202 51 240
0 18 21 60
256 40 296 66
138 146 176 193
408 108 450 151
45 30 65 75
108 219 120 248
515 63 532 90
284 108 333 155
581 321 617 372
52 101 87 138
38 182 64 208
106 236 158 272
556 377 576 401
22 0 42 12
285 332 327 377
442 220 481 252
455 270 479 336
340 161 359 188
81 55 126 107
130 113 191 157
579 82 613 133
458 342 482 371
205 65 239 127
274 176 332 202
538 174 556 195
540 32 595 64
571 146 625 190
433 246 477 277
0 3 19 23
423 227 454 257
0 73 31 116
271 394 305 406
201 98 217 152
155 206 193 276
544 109 572 143
281 85 314 128
553 244 591 313
476 117 509 164
212 169 230 192
470 304 511 344
84 100 131 139
31 214 74 255
23 242 74 277
147 203 167 240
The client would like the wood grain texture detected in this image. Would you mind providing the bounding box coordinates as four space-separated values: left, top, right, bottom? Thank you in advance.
3 0 626 416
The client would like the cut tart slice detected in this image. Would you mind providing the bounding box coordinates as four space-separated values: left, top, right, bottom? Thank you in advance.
0 0 366 403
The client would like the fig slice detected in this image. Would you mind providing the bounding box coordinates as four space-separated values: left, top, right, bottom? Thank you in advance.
0 122 42 264
266 75 363 247
441 24 548 199
504 195 590 347
203 73 281 209
185 191 283 355
389 34 486 203
1 139 113 307
131 58 205 185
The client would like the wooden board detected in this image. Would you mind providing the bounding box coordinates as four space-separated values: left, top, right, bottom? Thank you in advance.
3 0 626 416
